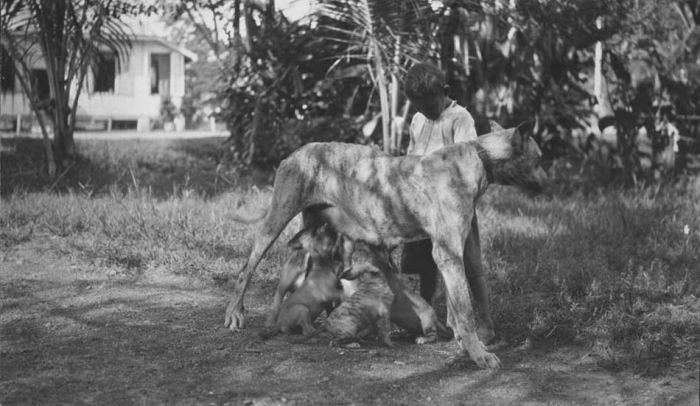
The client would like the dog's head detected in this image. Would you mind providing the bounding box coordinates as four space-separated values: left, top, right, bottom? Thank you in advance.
478 121 549 195
288 223 339 260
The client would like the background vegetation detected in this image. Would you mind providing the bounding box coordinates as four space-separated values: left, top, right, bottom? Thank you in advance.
185 0 700 185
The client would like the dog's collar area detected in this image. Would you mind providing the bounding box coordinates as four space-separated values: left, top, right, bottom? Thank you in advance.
475 144 494 184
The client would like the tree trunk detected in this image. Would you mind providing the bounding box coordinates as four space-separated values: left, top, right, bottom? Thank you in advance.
594 17 604 116
390 35 401 155
390 73 399 155
247 96 264 165
35 111 57 178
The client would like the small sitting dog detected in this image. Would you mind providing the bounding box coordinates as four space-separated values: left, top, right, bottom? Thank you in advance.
259 224 346 339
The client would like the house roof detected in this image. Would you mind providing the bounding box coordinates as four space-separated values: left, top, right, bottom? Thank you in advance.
135 35 198 63
127 17 198 63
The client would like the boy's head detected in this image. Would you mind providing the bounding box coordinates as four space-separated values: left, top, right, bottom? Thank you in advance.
404 62 448 120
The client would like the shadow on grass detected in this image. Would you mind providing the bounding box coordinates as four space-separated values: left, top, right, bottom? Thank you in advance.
1 137 274 198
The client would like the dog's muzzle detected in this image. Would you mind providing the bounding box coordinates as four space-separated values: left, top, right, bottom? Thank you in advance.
524 166 549 196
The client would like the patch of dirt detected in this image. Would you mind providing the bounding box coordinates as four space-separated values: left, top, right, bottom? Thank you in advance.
1 241 698 405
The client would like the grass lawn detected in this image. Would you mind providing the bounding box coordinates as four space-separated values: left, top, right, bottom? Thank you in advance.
1 135 699 375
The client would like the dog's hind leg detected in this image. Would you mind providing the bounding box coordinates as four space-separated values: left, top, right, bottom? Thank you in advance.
431 239 500 369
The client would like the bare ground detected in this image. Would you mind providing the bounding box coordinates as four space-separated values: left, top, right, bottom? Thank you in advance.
1 237 698 406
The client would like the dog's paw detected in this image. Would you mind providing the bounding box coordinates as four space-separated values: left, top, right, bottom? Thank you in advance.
414 335 437 345
473 351 501 369
224 305 245 331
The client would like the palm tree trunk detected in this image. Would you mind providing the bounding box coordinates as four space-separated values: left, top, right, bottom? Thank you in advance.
248 96 264 165
594 16 604 116
373 43 391 155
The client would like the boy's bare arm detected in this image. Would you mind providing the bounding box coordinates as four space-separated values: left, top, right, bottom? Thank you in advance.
406 114 420 155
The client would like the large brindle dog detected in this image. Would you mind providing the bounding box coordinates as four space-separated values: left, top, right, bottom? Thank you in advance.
225 122 547 369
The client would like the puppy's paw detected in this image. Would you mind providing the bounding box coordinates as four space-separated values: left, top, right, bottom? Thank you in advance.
414 335 437 345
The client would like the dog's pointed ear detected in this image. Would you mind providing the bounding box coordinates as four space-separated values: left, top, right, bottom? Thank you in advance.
489 120 505 132
288 228 307 250
513 121 534 150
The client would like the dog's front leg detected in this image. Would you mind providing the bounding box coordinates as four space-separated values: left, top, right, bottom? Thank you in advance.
432 243 501 369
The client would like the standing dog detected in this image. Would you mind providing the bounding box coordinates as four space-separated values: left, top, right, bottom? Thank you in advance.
259 224 345 339
226 122 547 369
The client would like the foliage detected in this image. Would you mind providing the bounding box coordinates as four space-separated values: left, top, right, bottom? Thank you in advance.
215 10 371 166
159 95 179 123
176 0 699 181
318 0 434 155
601 0 700 183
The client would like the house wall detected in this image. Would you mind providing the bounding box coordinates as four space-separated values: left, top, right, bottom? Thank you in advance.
1 39 187 131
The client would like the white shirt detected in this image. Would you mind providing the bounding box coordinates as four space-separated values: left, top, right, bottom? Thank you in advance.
407 100 478 156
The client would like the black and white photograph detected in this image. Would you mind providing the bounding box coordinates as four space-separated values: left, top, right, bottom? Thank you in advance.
1 0 699 404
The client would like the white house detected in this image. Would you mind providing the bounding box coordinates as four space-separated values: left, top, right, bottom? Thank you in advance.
0 26 197 132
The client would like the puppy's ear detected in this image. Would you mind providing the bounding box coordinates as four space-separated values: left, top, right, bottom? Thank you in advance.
287 228 307 250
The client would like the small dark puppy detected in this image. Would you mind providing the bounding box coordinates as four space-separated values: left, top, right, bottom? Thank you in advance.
322 260 395 347
266 234 355 328
259 224 345 339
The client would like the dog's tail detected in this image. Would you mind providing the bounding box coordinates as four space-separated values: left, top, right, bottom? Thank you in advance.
230 208 268 224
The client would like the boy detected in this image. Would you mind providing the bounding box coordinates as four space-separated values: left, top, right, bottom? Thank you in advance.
401 62 495 343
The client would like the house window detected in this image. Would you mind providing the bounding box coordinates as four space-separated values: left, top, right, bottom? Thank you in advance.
150 58 159 94
93 54 115 93
1 47 15 92
150 53 170 95
32 69 50 100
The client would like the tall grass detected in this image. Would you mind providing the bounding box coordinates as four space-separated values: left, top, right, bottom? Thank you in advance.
0 185 301 283
1 136 699 374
